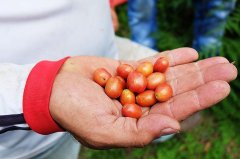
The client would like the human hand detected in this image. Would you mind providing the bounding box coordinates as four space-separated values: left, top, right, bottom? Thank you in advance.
110 7 119 32
49 48 237 149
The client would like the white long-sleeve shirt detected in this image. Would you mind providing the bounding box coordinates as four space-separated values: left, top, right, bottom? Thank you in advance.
0 0 117 158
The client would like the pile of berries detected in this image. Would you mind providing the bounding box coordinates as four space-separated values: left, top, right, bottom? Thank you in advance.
93 57 173 119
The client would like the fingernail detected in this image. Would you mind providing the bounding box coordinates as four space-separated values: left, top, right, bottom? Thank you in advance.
162 128 178 135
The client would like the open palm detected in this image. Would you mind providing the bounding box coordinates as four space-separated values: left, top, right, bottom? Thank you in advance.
49 48 237 149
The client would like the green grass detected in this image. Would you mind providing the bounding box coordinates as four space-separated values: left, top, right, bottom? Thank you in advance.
79 1 240 158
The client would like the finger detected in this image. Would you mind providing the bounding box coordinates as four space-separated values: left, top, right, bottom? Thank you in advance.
168 63 237 96
139 47 199 67
110 114 180 147
150 80 230 121
136 114 180 142
166 56 230 81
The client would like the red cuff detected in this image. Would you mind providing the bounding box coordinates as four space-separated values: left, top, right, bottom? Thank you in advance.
110 0 127 7
23 57 70 135
109 0 114 7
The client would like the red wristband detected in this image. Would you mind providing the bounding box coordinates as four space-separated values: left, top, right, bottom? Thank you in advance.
23 57 70 135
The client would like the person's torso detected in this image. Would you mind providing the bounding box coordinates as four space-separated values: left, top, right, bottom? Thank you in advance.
0 0 117 64
0 0 117 158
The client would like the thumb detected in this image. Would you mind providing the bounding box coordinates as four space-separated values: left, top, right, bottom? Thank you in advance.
135 114 180 146
82 114 181 149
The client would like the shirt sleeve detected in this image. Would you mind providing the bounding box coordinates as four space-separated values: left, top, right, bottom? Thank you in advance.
115 36 158 61
0 57 69 135
0 63 33 133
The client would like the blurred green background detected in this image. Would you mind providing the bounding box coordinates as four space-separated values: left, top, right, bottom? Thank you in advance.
79 1 240 158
